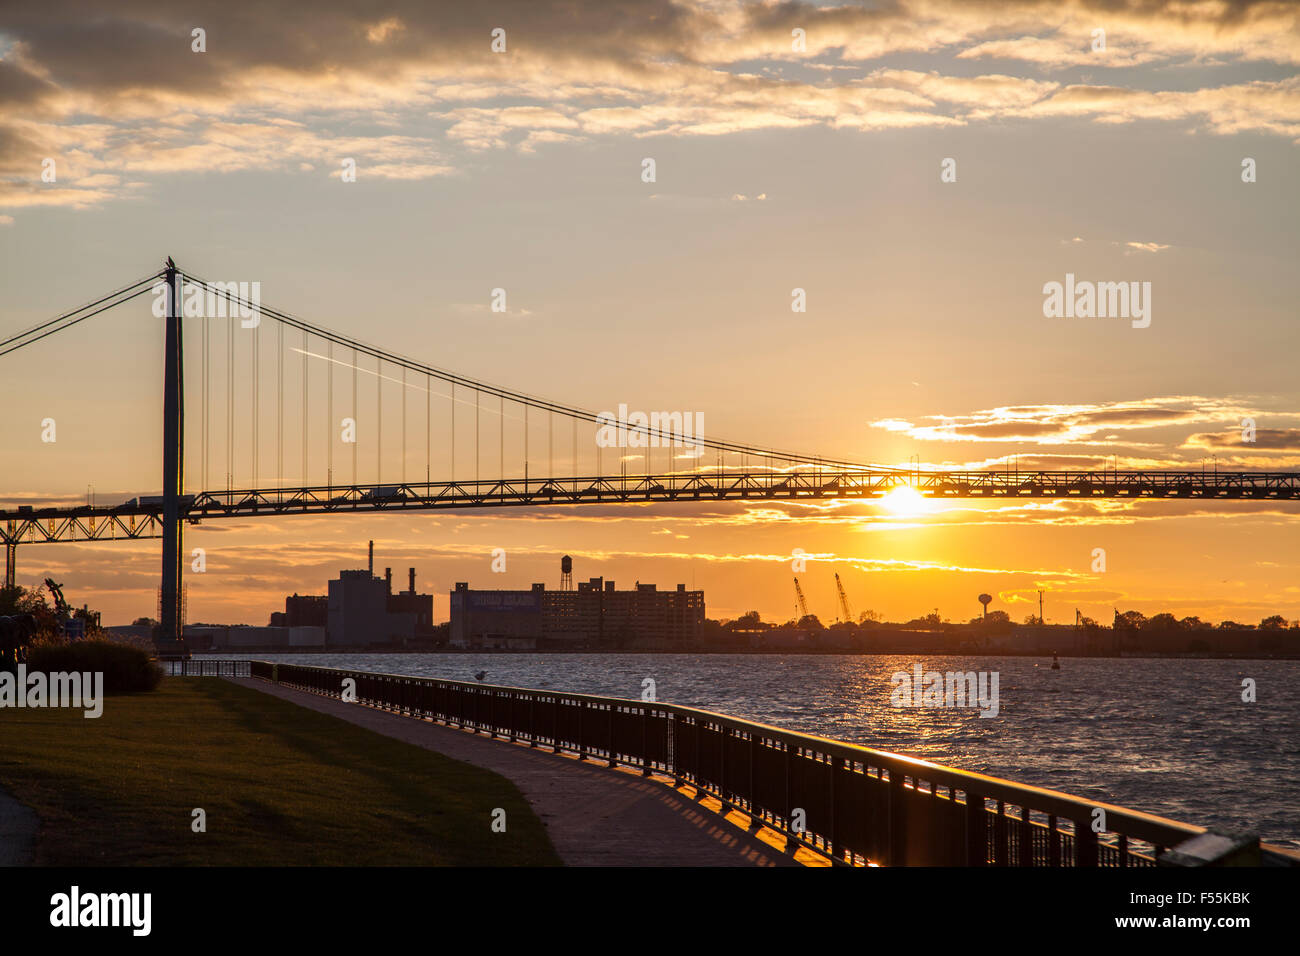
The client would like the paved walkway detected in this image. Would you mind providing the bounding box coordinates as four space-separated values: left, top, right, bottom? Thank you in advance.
229 678 799 867
0 784 38 867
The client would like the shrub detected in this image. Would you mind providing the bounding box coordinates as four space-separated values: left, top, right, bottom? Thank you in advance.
23 640 163 693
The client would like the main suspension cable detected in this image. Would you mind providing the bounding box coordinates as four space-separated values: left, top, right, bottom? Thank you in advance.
183 273 898 473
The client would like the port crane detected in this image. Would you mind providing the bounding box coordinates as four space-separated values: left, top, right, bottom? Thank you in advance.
793 576 810 623
834 573 854 624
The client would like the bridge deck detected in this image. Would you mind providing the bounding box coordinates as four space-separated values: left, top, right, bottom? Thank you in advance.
229 677 799 867
5 469 1299 546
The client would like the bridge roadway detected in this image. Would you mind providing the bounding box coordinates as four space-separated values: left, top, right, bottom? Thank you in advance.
230 677 801 867
5 468 1300 547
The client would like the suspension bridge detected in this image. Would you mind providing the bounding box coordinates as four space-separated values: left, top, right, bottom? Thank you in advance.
3 259 1298 652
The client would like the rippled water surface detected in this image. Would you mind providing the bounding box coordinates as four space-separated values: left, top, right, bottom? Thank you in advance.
208 652 1299 848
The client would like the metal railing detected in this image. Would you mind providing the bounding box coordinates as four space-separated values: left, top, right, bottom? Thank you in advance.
243 661 1298 867
163 659 252 677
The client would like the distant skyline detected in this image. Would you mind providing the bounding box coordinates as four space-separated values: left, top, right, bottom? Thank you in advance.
2 1 1298 626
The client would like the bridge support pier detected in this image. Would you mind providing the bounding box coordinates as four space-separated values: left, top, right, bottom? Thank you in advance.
158 259 187 659
4 542 14 591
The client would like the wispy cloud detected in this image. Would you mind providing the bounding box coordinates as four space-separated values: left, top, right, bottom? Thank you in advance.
871 396 1287 447
1184 427 1300 453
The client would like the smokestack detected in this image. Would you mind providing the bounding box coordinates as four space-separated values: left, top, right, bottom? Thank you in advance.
368 540 374 575
408 567 416 594
385 567 392 595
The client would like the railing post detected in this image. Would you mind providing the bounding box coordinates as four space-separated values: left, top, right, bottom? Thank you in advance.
994 799 1009 866
607 704 615 769
888 769 907 866
1018 805 1034 867
718 723 727 804
747 732 757 822
577 700 586 761
965 789 985 866
641 705 651 776
1075 818 1099 867
828 754 839 862
668 712 680 785
693 716 701 791
784 742 794 847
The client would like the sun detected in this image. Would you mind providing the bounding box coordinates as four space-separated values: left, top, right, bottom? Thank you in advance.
878 485 931 516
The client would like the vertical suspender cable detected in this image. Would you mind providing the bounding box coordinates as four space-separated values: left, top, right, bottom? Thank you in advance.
202 310 209 492
351 346 357 485
227 312 233 490
401 365 407 485
301 329 308 486
252 316 259 488
327 340 333 488
277 321 283 488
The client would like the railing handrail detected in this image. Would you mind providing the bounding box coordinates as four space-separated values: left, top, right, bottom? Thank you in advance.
249 661 1213 849
161 659 252 677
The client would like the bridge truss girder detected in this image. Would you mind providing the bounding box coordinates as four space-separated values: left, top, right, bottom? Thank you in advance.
2 468 1298 548
2 512 165 546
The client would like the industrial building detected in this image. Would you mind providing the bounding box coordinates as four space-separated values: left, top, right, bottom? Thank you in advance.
326 541 434 646
449 556 704 649
184 541 435 650
269 593 327 628
184 623 326 650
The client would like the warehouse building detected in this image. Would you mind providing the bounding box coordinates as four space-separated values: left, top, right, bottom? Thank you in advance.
449 557 704 649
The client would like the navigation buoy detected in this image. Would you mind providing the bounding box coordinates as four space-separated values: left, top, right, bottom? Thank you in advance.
1051 653 1060 671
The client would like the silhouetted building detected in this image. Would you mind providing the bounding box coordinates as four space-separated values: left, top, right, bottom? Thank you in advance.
449 584 544 649
327 563 434 646
450 572 704 649
388 567 434 631
270 593 327 628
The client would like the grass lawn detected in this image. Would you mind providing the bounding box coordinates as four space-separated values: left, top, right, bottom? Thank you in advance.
0 678 561 866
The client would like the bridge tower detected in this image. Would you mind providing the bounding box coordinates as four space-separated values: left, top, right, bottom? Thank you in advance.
158 257 187 658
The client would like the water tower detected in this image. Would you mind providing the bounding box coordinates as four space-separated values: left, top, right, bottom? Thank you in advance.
561 555 573 591
978 593 992 620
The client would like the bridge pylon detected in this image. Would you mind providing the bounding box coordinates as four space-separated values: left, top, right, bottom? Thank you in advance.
157 257 187 659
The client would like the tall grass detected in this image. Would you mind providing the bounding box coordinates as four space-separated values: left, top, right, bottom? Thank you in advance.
20 640 163 693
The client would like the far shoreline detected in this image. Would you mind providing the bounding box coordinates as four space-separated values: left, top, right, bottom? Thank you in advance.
191 647 1300 662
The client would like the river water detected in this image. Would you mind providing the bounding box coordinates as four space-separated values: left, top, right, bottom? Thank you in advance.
205 652 1299 849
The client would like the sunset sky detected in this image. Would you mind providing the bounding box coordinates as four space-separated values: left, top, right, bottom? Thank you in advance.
2 1 1298 627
